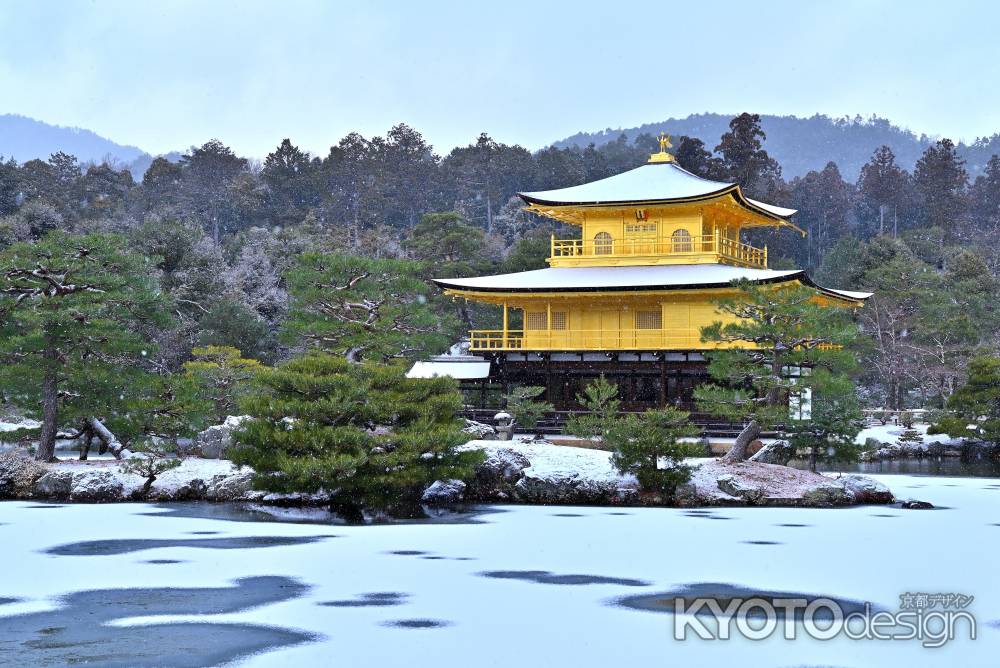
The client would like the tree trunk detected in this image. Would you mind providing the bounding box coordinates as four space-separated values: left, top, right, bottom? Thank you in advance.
36 361 59 462
720 420 761 464
141 475 156 497
809 446 818 473
87 417 132 459
78 427 94 461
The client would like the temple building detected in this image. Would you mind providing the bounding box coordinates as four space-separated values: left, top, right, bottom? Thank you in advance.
415 135 871 412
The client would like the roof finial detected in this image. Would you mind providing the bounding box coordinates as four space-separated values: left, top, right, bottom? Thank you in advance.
649 132 675 163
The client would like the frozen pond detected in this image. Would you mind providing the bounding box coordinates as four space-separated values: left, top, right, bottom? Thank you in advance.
0 474 998 667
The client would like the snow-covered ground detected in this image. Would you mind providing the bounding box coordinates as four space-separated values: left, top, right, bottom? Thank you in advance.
856 422 963 448
0 473 996 667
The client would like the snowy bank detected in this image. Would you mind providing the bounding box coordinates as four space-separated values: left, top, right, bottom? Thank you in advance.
460 439 894 507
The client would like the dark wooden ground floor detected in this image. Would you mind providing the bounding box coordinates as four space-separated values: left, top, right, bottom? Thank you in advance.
458 351 712 412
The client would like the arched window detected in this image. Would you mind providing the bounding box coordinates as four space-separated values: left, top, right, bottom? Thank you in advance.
594 231 613 255
671 228 692 253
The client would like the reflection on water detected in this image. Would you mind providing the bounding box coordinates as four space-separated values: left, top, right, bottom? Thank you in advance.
789 457 1000 478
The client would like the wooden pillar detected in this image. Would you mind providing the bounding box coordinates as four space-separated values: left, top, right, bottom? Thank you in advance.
546 301 552 349
502 302 508 348
659 357 667 406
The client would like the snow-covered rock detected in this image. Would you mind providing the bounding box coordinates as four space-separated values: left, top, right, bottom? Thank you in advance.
748 439 795 465
0 451 47 497
421 479 467 504
716 473 765 503
33 470 73 498
461 419 496 440
70 470 124 502
206 470 254 501
838 474 894 503
192 416 251 459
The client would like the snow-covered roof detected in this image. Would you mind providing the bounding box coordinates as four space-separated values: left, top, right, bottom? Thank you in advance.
406 358 491 380
434 264 871 303
519 161 797 222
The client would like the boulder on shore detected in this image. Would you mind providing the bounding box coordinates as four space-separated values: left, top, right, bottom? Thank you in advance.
422 479 467 505
0 451 47 497
191 416 251 459
70 470 124 502
748 440 795 466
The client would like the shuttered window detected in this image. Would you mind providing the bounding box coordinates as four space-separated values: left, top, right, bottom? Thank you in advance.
526 311 547 330
635 310 662 330
550 312 567 330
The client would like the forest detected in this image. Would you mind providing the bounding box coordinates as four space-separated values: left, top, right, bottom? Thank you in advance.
1 112 999 441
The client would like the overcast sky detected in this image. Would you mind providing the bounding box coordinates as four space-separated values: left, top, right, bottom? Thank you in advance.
1 0 998 157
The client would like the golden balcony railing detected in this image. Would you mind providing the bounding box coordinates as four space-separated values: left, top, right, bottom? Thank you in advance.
549 234 767 268
468 328 708 351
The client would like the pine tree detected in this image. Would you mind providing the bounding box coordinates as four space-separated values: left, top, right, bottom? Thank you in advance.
503 386 554 439
283 253 457 363
785 369 863 471
0 232 170 460
931 356 1000 446
715 113 782 198
695 279 859 462
565 375 621 439
857 146 908 237
183 346 263 423
231 353 483 521
607 408 699 498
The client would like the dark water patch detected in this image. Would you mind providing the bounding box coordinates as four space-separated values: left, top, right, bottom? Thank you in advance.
25 504 64 509
804 456 1000 478
0 576 315 666
142 559 186 565
451 557 477 561
187 531 222 535
478 570 649 587
605 511 632 515
742 540 783 545
551 513 584 517
45 535 336 556
986 619 1000 629
320 592 408 608
386 550 427 556
612 582 878 620
775 523 812 528
139 502 503 526
682 510 714 515
420 556 446 560
381 619 452 629
0 598 20 605
870 514 899 518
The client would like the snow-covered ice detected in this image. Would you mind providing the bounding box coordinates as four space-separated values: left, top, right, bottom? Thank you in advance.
0 473 997 667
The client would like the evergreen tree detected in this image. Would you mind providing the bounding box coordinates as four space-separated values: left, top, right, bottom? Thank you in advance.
788 161 852 268
183 346 263 423
785 369 863 471
231 353 483 521
0 232 169 460
913 139 968 240
607 408 698 498
857 146 908 237
262 138 321 224
931 356 1000 445
695 279 859 462
565 375 621 439
283 253 455 362
503 386 553 439
715 113 782 198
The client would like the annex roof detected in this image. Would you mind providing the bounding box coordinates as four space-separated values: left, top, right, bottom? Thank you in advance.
406 357 491 380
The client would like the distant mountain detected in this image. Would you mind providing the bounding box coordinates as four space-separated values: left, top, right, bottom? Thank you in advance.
553 113 1000 181
0 114 149 167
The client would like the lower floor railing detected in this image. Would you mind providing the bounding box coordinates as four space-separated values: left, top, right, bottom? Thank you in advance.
469 328 705 351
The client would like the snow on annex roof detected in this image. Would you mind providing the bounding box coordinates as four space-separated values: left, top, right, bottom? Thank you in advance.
434 264 872 302
519 161 797 222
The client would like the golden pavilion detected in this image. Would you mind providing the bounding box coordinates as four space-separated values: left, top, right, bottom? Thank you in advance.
419 135 871 411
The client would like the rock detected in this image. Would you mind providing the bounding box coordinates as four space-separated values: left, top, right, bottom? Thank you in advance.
465 447 531 500
838 474 894 504
513 471 618 503
206 471 254 501
421 479 467 505
748 440 795 466
174 437 196 456
69 470 124 502
801 482 853 506
462 419 496 440
716 473 765 503
0 451 47 498
901 499 935 509
33 470 73 498
172 478 208 501
192 415 251 459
